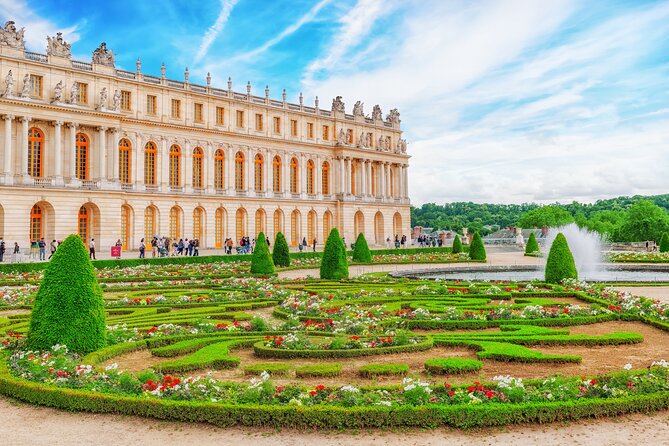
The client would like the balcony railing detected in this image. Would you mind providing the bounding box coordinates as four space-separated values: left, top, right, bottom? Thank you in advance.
26 51 48 63
81 180 100 190
215 188 226 195
121 183 134 191
143 75 161 85
71 60 93 71
169 186 184 193
145 184 159 192
33 177 53 187
116 69 135 80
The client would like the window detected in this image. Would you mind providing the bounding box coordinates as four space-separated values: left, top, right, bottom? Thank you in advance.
144 142 156 185
169 144 181 187
194 103 204 123
145 206 156 243
192 147 203 188
75 133 89 180
169 207 181 241
346 129 353 144
272 156 281 192
307 122 314 139
236 208 247 240
306 160 314 194
78 206 88 241
27 127 43 177
254 153 263 192
235 151 245 191
290 157 298 194
322 161 330 195
30 74 43 98
351 162 356 195
193 208 203 240
215 208 225 248
216 106 225 125
255 113 263 131
273 117 281 133
236 110 244 128
274 209 283 235
121 90 131 111
290 119 298 137
119 139 131 184
214 149 225 189
323 211 332 242
171 99 181 119
322 125 329 141
77 82 88 104
308 211 316 244
30 205 43 242
121 205 131 250
146 95 157 115
255 209 265 236
290 210 300 246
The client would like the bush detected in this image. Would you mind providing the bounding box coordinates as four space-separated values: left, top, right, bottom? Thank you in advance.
352 233 372 263
451 235 462 254
525 232 539 254
359 363 409 377
250 233 275 276
272 232 290 267
660 232 669 253
295 363 342 377
545 233 578 284
320 228 349 280
28 235 106 354
468 232 486 261
424 358 483 374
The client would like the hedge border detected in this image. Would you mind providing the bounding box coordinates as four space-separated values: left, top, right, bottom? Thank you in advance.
253 337 433 359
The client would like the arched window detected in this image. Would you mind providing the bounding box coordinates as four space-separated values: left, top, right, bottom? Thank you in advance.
121 205 131 250
235 151 245 191
255 208 266 236
393 212 402 237
193 207 203 240
272 156 281 192
307 210 317 243
119 139 131 184
169 144 181 187
274 209 283 235
75 133 89 180
322 161 330 195
28 128 43 178
30 205 43 241
254 153 264 192
214 149 225 190
236 208 247 241
374 212 384 245
306 160 314 194
169 206 181 241
215 207 226 248
290 209 301 246
145 206 156 243
323 211 332 242
290 157 298 194
354 211 364 238
78 206 89 241
192 147 203 189
144 142 157 185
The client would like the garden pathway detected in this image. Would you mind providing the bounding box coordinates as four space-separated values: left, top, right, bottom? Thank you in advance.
614 286 669 305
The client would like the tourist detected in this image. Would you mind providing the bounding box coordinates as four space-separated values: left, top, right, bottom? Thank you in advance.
88 238 96 260
151 237 157 257
30 239 38 259
266 237 271 247
226 237 233 254
188 238 194 256
13 242 19 255
115 239 123 258
193 238 199 256
302 237 307 251
49 239 57 259
38 238 46 261
386 236 391 248
312 238 317 252
139 238 145 258
401 235 406 248
177 238 184 255
0 238 5 262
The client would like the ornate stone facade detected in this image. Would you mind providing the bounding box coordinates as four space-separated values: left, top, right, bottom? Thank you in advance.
0 22 410 252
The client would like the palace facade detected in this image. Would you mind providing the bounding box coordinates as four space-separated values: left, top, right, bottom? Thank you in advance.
0 21 410 252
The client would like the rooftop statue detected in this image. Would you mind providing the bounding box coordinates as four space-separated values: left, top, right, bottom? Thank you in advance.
92 42 115 67
331 96 345 113
353 100 364 117
0 21 25 49
372 104 382 120
47 32 71 58
336 128 347 146
387 108 401 125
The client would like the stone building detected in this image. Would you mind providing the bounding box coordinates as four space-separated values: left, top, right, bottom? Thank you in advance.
0 22 410 251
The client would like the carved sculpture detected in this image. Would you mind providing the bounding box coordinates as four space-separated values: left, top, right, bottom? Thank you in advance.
20 73 30 98
52 80 64 103
336 129 347 146
70 82 79 104
92 42 115 67
396 138 407 154
0 21 25 49
353 100 364 117
3 70 14 97
112 89 121 111
387 108 401 125
331 96 345 113
372 104 382 120
46 32 71 58
378 136 386 150
98 87 108 109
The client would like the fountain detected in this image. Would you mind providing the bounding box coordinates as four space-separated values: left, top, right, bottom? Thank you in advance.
543 223 604 278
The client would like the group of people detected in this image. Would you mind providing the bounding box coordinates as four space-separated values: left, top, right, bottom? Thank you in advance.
385 235 408 249
415 234 439 247
298 237 317 252
138 236 201 258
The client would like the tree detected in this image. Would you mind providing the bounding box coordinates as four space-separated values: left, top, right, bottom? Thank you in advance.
468 232 486 261
525 232 539 254
660 232 669 253
545 233 577 284
320 228 349 280
518 206 574 228
352 232 372 263
28 234 106 354
451 234 463 254
272 232 290 267
250 232 275 276
614 200 669 242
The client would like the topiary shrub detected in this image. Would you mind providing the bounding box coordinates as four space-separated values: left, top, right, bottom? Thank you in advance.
320 228 349 280
545 232 578 284
272 232 290 267
250 232 275 276
660 232 669 253
352 233 372 263
525 232 540 254
468 232 486 261
28 234 106 354
451 235 462 254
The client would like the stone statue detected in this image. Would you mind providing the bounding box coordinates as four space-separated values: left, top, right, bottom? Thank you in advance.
372 104 382 120
70 82 79 104
47 32 71 58
331 96 345 113
20 73 30 98
357 132 366 148
92 42 115 67
0 21 25 49
378 136 386 150
98 87 108 109
353 100 364 117
336 128 347 146
387 108 401 125
52 80 64 103
396 138 407 154
3 70 14 97
112 89 121 111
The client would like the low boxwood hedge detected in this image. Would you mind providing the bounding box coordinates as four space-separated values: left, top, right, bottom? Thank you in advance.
294 363 342 378
253 337 433 359
424 358 483 374
358 363 409 377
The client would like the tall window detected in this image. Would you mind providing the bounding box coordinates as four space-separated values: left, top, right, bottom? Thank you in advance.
236 208 247 240
291 210 300 246
255 113 263 131
274 209 283 235
144 142 156 185
215 208 225 248
322 125 329 140
306 160 314 194
254 153 263 192
119 139 131 184
308 211 316 244
193 208 203 240
273 116 281 133
171 99 181 119
169 144 181 187
30 205 43 241
146 95 157 115
75 133 89 180
216 107 225 125
121 90 131 111
307 122 314 138
236 110 244 128
169 207 181 241
322 161 330 195
290 157 298 194
192 147 203 188
78 206 88 241
255 209 265 236
145 206 156 243
272 156 281 192
77 83 88 104
194 103 204 123
290 119 298 136
235 151 245 191
121 205 131 250
27 127 43 177
214 149 225 189
323 211 332 242
30 74 43 98
351 162 356 195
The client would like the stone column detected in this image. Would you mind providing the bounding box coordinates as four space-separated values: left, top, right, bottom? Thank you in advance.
20 116 30 180
97 126 107 182
53 121 64 186
367 161 372 197
3 115 14 185
403 164 409 199
398 165 403 199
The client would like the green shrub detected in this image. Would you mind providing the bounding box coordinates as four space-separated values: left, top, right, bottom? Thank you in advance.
28 235 106 354
243 363 291 376
250 232 275 276
295 363 342 377
545 233 578 284
525 232 540 254
424 358 483 374
468 232 486 261
660 232 669 253
452 235 462 254
272 232 290 267
359 363 409 377
352 233 372 263
320 228 349 280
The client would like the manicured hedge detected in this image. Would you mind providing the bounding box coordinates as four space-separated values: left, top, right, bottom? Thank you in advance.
525 233 540 254
250 233 275 276
352 233 372 263
469 232 486 261
424 358 483 374
545 233 577 284
320 229 348 280
295 363 342 378
402 313 620 330
272 232 291 267
359 363 409 377
253 337 433 359
451 235 462 254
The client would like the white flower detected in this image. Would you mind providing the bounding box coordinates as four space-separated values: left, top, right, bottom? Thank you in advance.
652 359 669 368
623 363 633 371
340 385 360 393
105 363 119 371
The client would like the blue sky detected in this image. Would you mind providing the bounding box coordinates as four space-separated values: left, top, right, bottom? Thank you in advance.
2 0 668 205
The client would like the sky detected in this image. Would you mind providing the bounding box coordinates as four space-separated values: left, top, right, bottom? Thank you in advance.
1 0 668 206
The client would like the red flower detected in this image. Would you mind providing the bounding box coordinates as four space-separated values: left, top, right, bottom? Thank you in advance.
316 385 325 391
447 390 455 397
590 379 597 386
444 383 451 389
309 390 318 396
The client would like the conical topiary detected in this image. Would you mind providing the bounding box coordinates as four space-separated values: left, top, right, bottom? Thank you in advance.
352 232 372 263
525 232 540 254
545 233 578 284
452 235 462 254
272 232 290 267
468 232 486 261
320 228 349 280
28 234 106 354
251 232 275 276
660 232 669 253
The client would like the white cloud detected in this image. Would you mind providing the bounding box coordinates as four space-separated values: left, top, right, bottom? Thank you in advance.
193 0 238 64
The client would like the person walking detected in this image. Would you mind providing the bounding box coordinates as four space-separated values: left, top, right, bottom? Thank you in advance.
38 238 46 261
139 238 145 258
193 238 199 256
49 239 57 259
115 239 123 258
30 239 38 259
0 238 5 262
312 238 317 252
88 238 96 260
13 242 19 254
151 237 157 258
